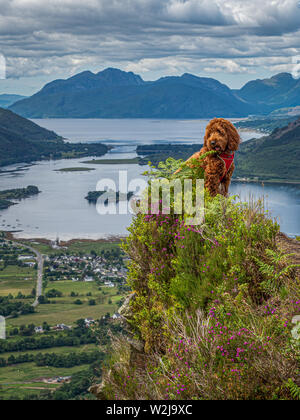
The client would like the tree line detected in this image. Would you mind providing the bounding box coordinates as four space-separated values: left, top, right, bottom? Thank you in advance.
0 350 103 368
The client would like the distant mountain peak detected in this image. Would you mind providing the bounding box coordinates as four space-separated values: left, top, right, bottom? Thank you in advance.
237 72 300 111
69 70 94 79
181 73 198 78
97 67 131 76
181 73 211 80
96 67 145 85
270 72 293 81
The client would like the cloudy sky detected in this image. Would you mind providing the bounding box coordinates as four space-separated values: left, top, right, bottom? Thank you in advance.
1 0 300 95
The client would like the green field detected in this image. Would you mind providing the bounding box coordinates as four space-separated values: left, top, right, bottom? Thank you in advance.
19 239 122 256
66 241 123 255
0 265 35 297
7 285 120 327
0 362 91 383
0 363 91 399
0 383 60 399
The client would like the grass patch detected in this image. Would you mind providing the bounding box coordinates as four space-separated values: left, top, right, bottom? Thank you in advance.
0 383 60 399
19 240 122 256
66 241 121 255
0 265 35 297
44 281 118 296
0 363 91 384
0 362 91 400
7 285 120 327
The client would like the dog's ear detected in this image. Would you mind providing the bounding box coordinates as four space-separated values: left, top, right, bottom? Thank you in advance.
222 119 241 151
204 118 217 147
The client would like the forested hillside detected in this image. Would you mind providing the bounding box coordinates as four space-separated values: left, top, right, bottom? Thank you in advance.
235 117 300 181
0 108 108 167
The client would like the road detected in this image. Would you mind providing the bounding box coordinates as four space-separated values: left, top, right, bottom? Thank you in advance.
4 239 44 307
24 243 44 307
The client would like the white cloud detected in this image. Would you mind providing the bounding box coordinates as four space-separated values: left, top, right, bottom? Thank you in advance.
125 57 197 75
0 0 300 86
165 0 232 25
203 59 249 74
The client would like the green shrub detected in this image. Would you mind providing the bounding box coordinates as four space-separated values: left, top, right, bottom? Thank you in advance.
100 157 299 400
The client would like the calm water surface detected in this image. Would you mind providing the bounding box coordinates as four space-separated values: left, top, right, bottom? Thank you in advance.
0 119 298 239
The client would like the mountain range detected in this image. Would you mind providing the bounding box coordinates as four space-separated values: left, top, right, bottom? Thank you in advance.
8 69 300 119
7 68 253 118
234 73 300 114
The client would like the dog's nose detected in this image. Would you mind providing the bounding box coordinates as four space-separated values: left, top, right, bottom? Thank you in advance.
211 141 216 146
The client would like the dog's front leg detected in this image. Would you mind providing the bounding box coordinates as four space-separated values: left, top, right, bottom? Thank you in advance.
205 173 221 197
205 157 224 197
221 164 235 197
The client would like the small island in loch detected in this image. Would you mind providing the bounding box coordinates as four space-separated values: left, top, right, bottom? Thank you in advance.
55 167 96 172
0 185 40 210
85 190 135 205
82 157 140 165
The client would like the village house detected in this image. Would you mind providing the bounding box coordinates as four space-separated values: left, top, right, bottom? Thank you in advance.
34 326 44 334
18 255 35 261
84 318 95 328
53 324 72 331
104 281 115 288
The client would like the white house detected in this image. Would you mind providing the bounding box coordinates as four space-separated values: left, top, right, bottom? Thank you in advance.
84 318 95 327
104 281 115 288
35 326 44 334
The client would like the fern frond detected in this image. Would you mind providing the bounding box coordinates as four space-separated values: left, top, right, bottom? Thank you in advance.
286 379 300 400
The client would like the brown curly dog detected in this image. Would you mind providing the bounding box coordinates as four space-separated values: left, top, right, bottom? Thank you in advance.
184 118 241 197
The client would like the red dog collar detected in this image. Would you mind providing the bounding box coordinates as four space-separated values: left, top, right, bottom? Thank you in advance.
219 152 235 182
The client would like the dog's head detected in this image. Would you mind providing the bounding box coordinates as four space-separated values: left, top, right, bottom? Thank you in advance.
204 118 241 153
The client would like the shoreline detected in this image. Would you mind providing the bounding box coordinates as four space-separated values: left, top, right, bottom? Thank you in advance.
237 127 269 135
232 179 300 185
3 231 126 246
3 231 298 244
